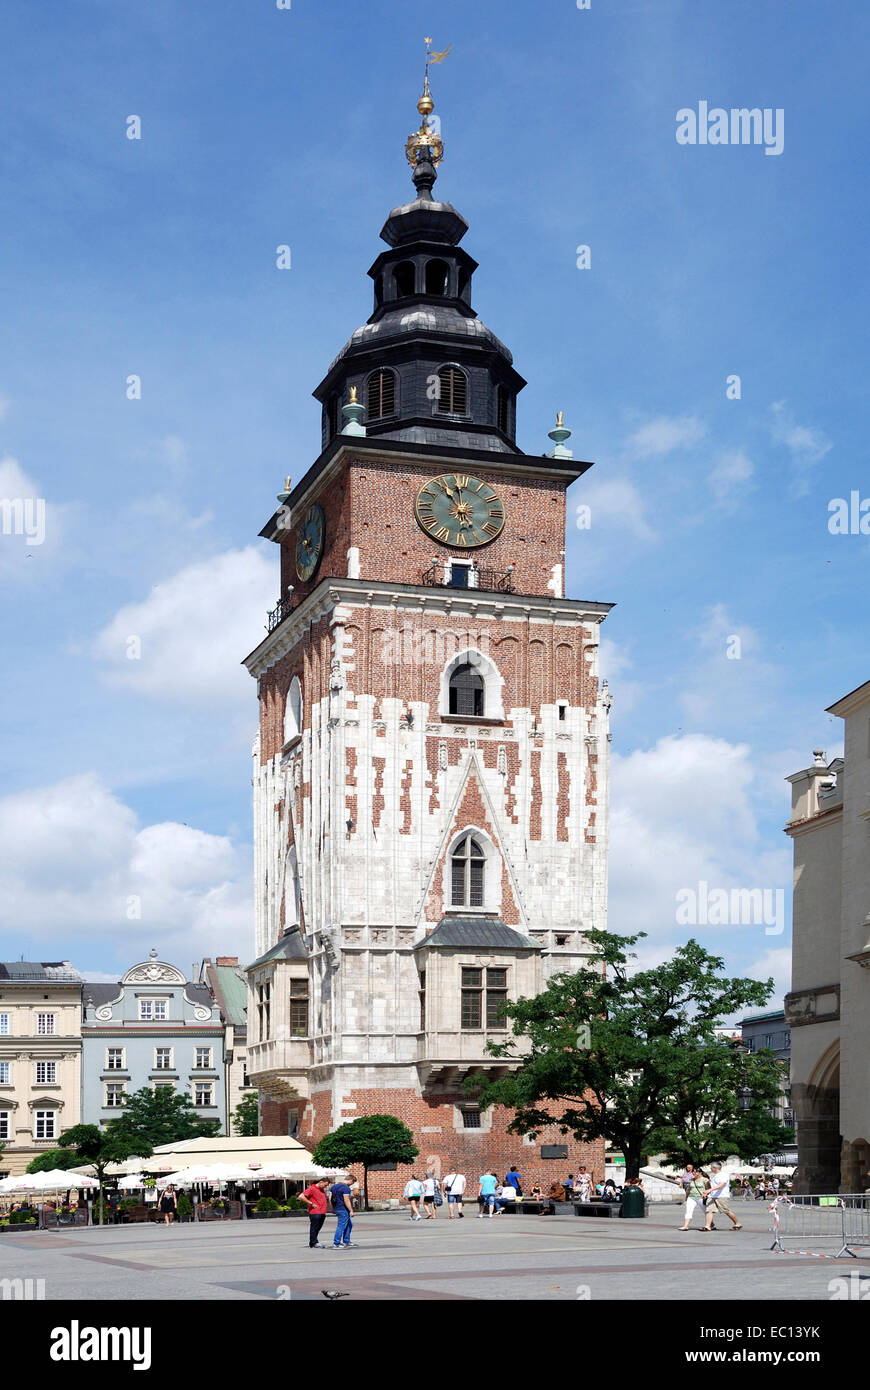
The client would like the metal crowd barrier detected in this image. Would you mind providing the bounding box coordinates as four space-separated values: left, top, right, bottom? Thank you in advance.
770 1194 870 1258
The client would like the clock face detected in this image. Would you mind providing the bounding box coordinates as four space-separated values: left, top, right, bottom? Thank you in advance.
414 474 506 548
295 503 325 582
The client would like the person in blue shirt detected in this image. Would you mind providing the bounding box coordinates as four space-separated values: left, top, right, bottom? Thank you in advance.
329 1173 358 1249
478 1172 498 1218
503 1167 523 1196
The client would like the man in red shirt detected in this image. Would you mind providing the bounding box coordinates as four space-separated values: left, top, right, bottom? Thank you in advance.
300 1177 330 1249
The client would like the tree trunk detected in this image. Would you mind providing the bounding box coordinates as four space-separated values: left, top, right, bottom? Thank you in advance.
623 1143 644 1181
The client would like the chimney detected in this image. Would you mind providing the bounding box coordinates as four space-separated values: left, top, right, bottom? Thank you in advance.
216 956 239 967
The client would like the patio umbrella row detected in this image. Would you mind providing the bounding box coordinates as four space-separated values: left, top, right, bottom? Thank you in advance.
0 1170 99 1195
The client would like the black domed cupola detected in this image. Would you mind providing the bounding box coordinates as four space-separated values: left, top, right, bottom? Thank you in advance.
314 50 525 454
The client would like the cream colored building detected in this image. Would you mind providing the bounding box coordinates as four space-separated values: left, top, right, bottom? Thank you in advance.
785 679 870 1193
0 962 83 1177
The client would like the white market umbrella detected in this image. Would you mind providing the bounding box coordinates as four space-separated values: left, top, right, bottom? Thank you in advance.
116 1174 146 1190
0 1170 98 1195
155 1164 256 1188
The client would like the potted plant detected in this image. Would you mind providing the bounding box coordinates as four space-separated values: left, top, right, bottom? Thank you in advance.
251 1196 281 1219
176 1192 193 1223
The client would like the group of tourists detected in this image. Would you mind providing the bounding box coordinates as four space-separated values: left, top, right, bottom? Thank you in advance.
401 1166 527 1218
670 1162 743 1232
299 1174 359 1250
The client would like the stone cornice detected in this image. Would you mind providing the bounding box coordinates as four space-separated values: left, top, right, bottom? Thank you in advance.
244 577 614 679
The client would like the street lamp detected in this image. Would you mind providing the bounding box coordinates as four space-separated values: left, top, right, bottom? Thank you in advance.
738 1085 753 1113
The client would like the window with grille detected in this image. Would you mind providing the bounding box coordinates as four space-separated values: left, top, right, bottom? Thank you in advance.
0 1013 9 1036
194 1082 213 1107
257 982 271 1041
452 835 485 908
367 369 396 420
461 1108 481 1129
154 1048 172 1070
486 968 508 1029
437 365 468 415
0 1062 10 1085
35 1110 56 1139
290 979 309 1036
35 1061 57 1085
105 1084 125 1108
106 1049 124 1070
419 970 426 1031
36 1013 55 1036
449 662 484 717
497 386 510 434
139 999 167 1021
0 1110 10 1139
195 1047 212 1069
461 965 508 1030
461 967 483 1028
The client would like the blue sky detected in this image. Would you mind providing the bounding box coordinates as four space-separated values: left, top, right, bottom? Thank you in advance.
1 0 866 1000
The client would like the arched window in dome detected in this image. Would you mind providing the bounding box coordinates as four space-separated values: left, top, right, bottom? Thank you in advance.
451 834 486 908
425 259 450 296
436 364 468 416
393 261 416 298
449 661 484 717
366 369 396 420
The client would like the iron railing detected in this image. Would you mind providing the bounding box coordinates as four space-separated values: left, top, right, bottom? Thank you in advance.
421 563 515 593
267 596 293 633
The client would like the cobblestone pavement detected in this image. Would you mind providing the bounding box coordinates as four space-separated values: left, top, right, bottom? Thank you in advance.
1 1203 868 1301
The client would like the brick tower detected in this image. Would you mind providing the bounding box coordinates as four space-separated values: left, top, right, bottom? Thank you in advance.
244 67 613 1195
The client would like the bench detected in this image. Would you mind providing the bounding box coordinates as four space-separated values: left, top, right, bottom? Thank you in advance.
514 1201 556 1215
574 1201 620 1218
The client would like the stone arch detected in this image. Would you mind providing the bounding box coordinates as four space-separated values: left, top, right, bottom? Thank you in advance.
439 647 504 720
446 825 501 914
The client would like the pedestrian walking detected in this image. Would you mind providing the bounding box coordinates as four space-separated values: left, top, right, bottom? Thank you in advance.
679 1169 711 1230
478 1171 498 1218
329 1172 358 1249
422 1173 441 1218
443 1169 466 1218
159 1184 178 1227
403 1174 424 1220
300 1177 331 1248
704 1163 742 1232
575 1166 592 1202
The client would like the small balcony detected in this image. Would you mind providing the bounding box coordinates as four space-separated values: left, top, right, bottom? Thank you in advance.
266 596 293 634
421 562 515 593
246 1037 312 1101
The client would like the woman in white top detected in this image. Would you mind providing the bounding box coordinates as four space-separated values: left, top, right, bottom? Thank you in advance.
402 1176 424 1221
422 1174 441 1218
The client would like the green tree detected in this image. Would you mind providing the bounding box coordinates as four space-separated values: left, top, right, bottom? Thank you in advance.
231 1091 259 1138
105 1086 221 1151
55 1125 149 1225
26 1148 71 1174
312 1114 419 1210
469 931 788 1178
651 1044 791 1167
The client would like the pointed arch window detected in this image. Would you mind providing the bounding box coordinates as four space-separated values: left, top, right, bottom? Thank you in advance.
367 368 396 420
449 661 484 717
451 834 486 908
437 365 468 415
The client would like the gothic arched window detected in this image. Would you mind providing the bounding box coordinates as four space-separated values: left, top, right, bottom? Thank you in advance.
436 365 468 415
284 677 303 744
425 259 450 295
449 661 484 717
451 834 485 908
393 261 415 298
367 368 396 420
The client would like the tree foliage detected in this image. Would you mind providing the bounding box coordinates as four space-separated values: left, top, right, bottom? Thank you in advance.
26 1148 71 1174
312 1114 419 1209
105 1086 221 1151
469 931 791 1178
55 1124 149 1224
231 1091 260 1138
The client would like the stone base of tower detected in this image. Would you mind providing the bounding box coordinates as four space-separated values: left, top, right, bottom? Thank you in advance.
259 1085 604 1201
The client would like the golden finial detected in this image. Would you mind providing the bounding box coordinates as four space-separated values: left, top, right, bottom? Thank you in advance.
349 386 358 404
556 411 564 428
284 476 292 492
406 37 449 172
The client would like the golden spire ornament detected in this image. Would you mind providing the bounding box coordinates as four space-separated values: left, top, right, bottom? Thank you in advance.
405 36 450 175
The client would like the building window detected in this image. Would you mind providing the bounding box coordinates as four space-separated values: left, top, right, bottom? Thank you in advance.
0 1062 10 1085
461 1107 481 1129
461 967 483 1029
35 1061 57 1085
393 261 415 298
194 1047 212 1069
452 836 486 908
288 1110 300 1138
366 368 396 420
0 1013 9 1036
425 258 450 295
36 1013 56 1036
257 982 271 1041
449 662 484 717
105 1083 125 1108
497 385 510 435
290 980 309 1037
194 1082 213 1108
154 1048 173 1070
106 1048 124 1070
284 677 303 744
486 968 508 1029
0 1111 10 1140
35 1110 56 1140
139 999 167 1021
419 970 426 1031
436 365 468 415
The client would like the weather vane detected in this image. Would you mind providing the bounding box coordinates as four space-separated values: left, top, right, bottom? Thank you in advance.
406 36 451 173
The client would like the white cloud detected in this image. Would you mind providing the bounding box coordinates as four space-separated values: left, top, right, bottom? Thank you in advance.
625 415 707 459
93 546 275 706
598 636 644 716
0 773 253 965
707 449 754 504
576 476 656 541
769 401 832 497
745 947 791 1008
680 604 782 731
